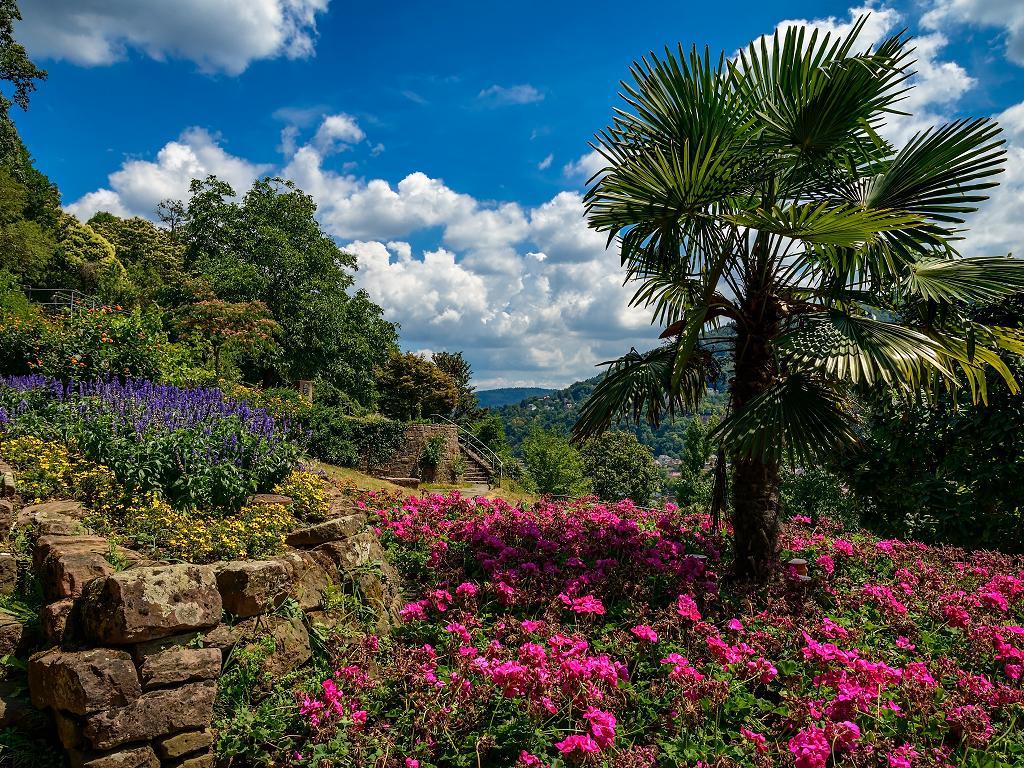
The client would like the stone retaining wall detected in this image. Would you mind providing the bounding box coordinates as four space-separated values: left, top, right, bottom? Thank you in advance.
0 460 404 768
375 423 459 482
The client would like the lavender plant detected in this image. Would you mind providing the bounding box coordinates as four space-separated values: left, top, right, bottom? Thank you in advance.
0 375 299 512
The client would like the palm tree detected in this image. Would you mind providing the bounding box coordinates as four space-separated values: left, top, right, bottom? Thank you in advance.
572 18 1024 581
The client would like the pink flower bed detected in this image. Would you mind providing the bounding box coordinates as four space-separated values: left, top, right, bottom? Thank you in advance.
294 493 1024 767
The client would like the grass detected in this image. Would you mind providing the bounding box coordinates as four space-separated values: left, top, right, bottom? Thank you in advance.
309 461 540 505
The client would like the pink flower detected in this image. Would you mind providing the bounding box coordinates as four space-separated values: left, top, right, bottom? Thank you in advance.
676 594 701 621
350 709 367 725
405 760 420 768
583 707 617 748
1005 663 1022 680
569 594 606 615
726 618 745 632
829 720 861 753
630 624 658 642
789 725 831 768
521 619 545 633
792 514 813 524
399 600 428 622
887 745 919 768
554 734 601 754
816 554 835 575
833 539 855 556
741 727 768 752
518 752 545 767
896 635 916 650
456 581 479 598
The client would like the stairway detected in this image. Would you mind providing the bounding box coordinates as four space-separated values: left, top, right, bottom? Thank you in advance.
460 447 492 484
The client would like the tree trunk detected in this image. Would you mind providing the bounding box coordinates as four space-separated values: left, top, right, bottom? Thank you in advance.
729 304 781 581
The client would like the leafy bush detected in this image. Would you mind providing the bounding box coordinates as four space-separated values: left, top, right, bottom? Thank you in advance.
781 466 859 529
580 430 663 506
418 433 447 479
521 427 590 498
0 305 174 380
300 408 405 471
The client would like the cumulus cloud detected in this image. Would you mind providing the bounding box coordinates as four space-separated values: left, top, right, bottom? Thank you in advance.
477 84 544 106
16 0 329 75
312 114 366 153
922 0 1024 66
66 128 271 220
562 149 605 182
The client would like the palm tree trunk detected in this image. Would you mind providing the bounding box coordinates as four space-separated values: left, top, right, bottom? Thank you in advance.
730 308 781 581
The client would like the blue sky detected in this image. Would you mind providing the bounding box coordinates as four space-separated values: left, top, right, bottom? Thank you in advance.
13 0 1024 387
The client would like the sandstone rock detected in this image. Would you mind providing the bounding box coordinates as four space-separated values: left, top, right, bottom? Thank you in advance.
0 613 25 657
28 648 141 715
83 680 216 750
131 631 203 657
285 514 367 547
15 500 91 537
154 728 215 759
0 499 14 529
34 535 132 600
165 753 215 768
0 681 34 728
246 493 292 507
355 559 405 635
0 552 16 596
69 745 160 768
314 529 380 571
276 550 334 610
215 559 292 617
208 614 311 676
137 646 221 689
42 598 76 643
54 709 86 749
81 563 221 644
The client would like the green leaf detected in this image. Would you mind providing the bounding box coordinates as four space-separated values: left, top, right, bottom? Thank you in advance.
905 256 1024 303
714 374 860 465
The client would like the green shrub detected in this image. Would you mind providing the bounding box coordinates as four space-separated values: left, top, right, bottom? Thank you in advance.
580 431 663 506
418 433 447 477
300 408 405 471
521 427 590 498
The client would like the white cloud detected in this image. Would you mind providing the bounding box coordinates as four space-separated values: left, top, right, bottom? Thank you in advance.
563 150 605 181
16 0 329 75
537 153 553 170
922 0 1024 66
477 84 544 106
313 114 365 153
66 128 271 220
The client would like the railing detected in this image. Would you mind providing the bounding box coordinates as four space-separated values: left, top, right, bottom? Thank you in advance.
22 287 103 315
431 413 504 488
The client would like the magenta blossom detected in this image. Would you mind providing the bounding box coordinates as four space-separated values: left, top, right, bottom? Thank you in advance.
676 594 701 621
630 624 658 642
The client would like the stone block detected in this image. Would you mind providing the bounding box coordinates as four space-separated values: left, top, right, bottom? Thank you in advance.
28 648 141 715
0 613 24 657
165 754 215 768
69 745 160 768
54 709 87 749
136 646 221 689
276 550 335 610
204 615 311 676
285 514 367 548
34 535 122 600
83 680 216 750
0 552 17 596
154 728 214 759
80 564 221 644
246 493 292 507
42 598 76 643
0 681 34 728
314 529 380 571
15 500 91 537
215 559 293 617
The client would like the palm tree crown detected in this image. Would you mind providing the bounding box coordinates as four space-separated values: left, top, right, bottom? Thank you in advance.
573 18 1024 580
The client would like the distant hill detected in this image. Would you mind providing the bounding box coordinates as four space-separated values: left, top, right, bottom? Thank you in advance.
477 387 555 408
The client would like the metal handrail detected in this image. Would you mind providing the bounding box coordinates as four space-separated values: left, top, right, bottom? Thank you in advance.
431 413 504 487
22 287 102 315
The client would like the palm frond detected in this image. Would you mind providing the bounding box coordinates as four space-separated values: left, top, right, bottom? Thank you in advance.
777 311 956 388
572 344 719 441
730 203 921 247
905 255 1024 303
713 374 860 465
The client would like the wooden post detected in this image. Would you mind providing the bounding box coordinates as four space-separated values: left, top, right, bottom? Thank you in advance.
298 380 314 403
